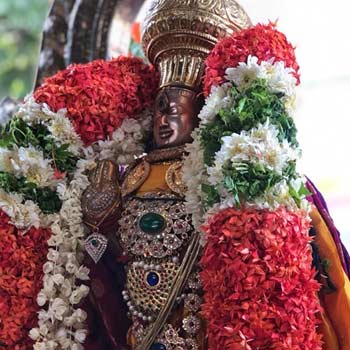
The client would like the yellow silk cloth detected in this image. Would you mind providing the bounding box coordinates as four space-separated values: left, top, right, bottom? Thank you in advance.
310 208 350 350
137 163 172 194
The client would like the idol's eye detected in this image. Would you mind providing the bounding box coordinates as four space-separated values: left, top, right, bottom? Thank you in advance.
169 107 178 115
157 94 169 112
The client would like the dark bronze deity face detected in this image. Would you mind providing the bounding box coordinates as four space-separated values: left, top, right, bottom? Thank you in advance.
153 86 203 149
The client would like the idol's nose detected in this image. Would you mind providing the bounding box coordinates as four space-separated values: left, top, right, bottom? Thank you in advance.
159 114 169 127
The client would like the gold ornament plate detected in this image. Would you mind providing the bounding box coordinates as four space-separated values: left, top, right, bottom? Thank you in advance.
121 160 151 197
165 161 187 196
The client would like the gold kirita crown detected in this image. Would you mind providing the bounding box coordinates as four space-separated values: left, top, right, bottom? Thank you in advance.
142 0 252 90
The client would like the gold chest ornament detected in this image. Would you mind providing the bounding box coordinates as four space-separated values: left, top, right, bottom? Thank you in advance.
118 149 204 349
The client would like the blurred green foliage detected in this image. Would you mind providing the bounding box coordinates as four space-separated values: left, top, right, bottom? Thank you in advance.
0 0 50 100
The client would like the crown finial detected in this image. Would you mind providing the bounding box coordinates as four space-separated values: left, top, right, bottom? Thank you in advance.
142 0 252 89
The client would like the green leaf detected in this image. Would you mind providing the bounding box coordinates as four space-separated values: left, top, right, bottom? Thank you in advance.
0 171 62 214
201 183 220 208
222 162 284 204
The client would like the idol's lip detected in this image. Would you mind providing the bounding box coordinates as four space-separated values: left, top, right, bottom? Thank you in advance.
159 129 174 139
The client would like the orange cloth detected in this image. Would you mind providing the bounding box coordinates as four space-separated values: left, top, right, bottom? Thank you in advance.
311 208 350 350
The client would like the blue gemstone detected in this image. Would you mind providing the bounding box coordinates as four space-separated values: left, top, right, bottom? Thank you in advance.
146 272 160 287
151 343 166 350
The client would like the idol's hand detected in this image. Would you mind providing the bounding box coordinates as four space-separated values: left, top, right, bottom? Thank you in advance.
81 160 122 235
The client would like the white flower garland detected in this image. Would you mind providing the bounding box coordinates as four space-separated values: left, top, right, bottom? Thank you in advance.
0 95 152 348
183 130 207 231
183 57 309 243
29 158 94 350
0 145 60 188
17 96 83 156
95 110 152 164
17 95 152 166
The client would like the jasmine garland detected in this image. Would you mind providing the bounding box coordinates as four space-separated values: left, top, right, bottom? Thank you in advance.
0 95 153 349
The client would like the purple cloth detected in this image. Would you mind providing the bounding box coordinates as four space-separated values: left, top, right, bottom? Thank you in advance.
306 177 350 278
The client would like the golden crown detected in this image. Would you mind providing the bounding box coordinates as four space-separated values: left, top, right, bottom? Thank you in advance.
142 0 251 89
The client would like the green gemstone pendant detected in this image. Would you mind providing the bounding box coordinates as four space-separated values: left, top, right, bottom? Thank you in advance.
139 212 166 234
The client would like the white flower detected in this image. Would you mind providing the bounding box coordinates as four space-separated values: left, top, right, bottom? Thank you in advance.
0 147 15 173
75 266 90 280
198 83 232 125
69 285 89 305
60 279 72 298
33 342 49 350
39 323 50 336
47 248 60 262
43 262 54 274
0 189 42 229
45 340 59 350
225 55 297 101
16 95 44 124
29 328 41 341
95 112 152 164
66 261 78 274
52 274 65 285
20 95 156 348
74 329 87 343
46 111 83 156
37 292 47 306
0 145 59 188
16 95 83 156
225 56 262 87
71 343 84 350
51 298 69 321
55 327 68 342
71 309 87 323
205 121 302 209
208 121 299 190
38 309 51 322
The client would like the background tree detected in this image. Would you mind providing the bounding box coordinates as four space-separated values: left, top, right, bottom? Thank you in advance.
0 0 50 100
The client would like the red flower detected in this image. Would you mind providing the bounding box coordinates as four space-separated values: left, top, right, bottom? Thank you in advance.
0 210 51 349
204 23 300 96
34 56 159 145
200 207 322 350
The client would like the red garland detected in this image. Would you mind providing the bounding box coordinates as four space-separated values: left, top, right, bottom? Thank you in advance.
0 211 51 350
200 207 322 350
34 56 159 145
204 23 300 96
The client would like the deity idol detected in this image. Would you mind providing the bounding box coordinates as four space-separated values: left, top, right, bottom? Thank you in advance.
81 2 252 350
80 2 350 350
2 1 348 350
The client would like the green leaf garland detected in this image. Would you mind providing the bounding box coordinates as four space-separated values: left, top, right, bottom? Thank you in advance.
201 79 298 166
0 118 78 173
